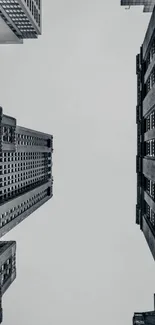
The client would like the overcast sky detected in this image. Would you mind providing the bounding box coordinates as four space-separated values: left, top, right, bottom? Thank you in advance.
0 1 154 324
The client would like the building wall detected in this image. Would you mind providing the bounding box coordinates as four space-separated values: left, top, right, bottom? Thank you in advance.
136 7 155 260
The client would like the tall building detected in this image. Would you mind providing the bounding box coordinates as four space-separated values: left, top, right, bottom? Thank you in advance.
0 0 41 44
0 241 16 324
0 107 53 238
136 6 155 260
120 0 155 12
133 295 155 325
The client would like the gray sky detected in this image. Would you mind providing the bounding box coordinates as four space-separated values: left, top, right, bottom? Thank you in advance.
0 0 154 324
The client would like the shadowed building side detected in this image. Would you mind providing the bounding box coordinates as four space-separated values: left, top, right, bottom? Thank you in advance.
136 6 155 260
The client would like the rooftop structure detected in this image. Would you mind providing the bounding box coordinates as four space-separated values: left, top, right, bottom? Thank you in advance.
121 0 155 12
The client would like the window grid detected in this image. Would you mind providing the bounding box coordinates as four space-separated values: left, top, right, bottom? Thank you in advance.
145 177 155 201
145 110 155 132
144 110 155 157
2 125 15 144
0 152 50 201
0 0 39 36
0 188 47 229
146 140 151 156
23 0 41 25
146 139 155 157
146 201 155 229
146 115 151 131
151 111 155 129
0 252 15 287
0 8 21 38
16 133 47 146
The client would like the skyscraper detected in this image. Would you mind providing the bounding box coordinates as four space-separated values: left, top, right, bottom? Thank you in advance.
121 0 155 12
136 6 155 259
0 241 16 324
0 0 41 44
133 295 155 325
0 107 53 238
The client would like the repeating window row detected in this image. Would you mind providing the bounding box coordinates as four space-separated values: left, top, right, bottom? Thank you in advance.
145 67 155 94
0 0 38 33
145 111 155 131
1 128 50 147
0 153 50 188
0 174 48 201
24 0 40 26
0 1 19 3
146 202 155 228
25 0 41 11
0 160 48 172
145 177 155 200
146 38 155 71
1 151 48 162
16 133 47 146
0 188 47 229
0 254 16 286
0 172 48 194
145 140 155 157
0 8 21 38
1 263 12 285
0 165 48 181
0 172 48 186
2 125 15 143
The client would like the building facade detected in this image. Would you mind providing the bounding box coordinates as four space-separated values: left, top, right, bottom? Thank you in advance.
0 107 53 238
133 312 155 325
0 241 16 296
0 0 41 44
133 295 155 325
0 241 16 324
136 6 155 260
121 0 155 12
